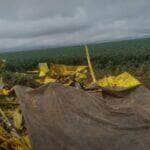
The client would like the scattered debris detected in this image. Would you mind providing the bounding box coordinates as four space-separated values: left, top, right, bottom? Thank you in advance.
98 71 141 89
38 63 50 77
0 108 31 150
0 77 9 96
36 63 88 86
0 47 149 150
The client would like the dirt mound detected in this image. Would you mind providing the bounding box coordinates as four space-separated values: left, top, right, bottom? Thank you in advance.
14 83 150 150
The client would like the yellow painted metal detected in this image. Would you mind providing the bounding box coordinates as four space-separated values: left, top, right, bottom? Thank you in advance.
0 108 11 128
42 77 56 84
0 77 9 95
98 72 141 88
39 63 49 77
0 89 9 96
50 64 87 77
0 109 32 149
37 64 88 85
13 109 23 130
85 45 97 83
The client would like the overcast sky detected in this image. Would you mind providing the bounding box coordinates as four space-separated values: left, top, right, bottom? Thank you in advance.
0 0 150 52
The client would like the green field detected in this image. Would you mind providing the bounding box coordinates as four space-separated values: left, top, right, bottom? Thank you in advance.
0 37 150 75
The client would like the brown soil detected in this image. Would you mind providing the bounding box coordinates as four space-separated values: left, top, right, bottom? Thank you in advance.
14 83 150 150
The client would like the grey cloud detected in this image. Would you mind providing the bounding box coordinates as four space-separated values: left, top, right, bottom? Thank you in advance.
0 0 150 52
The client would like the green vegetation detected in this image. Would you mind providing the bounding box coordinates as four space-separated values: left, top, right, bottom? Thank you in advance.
0 37 150 89
0 37 150 76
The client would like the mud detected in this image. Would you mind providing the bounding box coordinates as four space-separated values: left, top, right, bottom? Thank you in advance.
14 83 150 150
